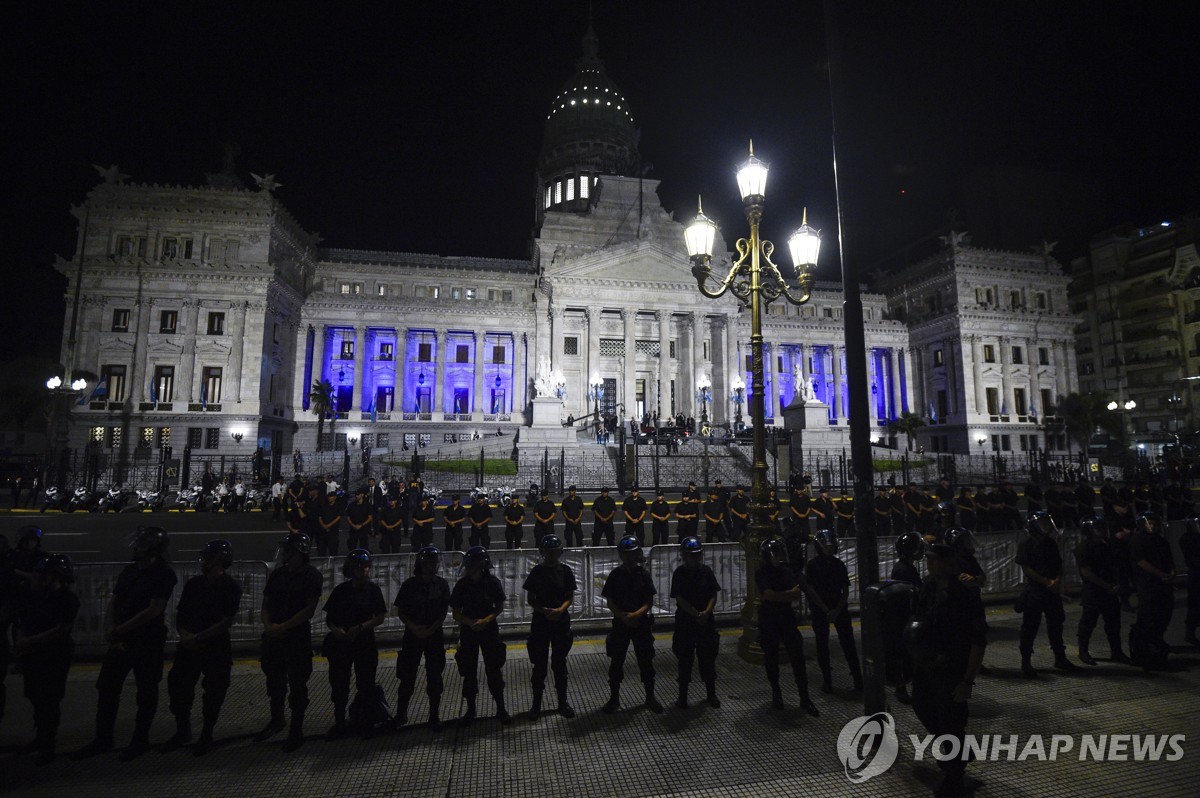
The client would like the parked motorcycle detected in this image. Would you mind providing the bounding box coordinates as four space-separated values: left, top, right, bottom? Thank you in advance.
39 486 68 513
94 486 130 512
65 486 95 513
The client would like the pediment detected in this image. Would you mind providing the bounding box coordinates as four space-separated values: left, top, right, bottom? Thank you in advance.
148 339 184 357
550 240 693 284
196 339 233 358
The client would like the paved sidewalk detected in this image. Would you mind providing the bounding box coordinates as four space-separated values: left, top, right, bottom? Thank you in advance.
3 600 1198 798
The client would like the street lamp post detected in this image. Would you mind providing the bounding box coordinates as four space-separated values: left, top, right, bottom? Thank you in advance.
730 372 745 432
45 376 88 489
696 373 712 426
685 142 820 663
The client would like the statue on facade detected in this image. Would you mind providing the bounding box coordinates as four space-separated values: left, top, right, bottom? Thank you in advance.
805 374 819 403
534 356 552 398
251 172 283 193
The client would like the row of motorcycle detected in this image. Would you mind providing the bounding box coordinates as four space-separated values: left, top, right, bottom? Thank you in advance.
39 484 266 513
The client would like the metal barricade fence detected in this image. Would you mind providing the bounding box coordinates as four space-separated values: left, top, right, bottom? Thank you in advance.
70 522 1191 651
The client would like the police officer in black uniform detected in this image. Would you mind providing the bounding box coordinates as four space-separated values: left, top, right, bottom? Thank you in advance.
874 485 893 536
410 495 436 551
592 488 617 546
891 532 924 587
503 495 526 549
670 536 721 709
14 554 79 766
561 485 584 547
317 491 344 557
533 489 557 542
163 539 242 755
622 485 648 545
673 490 698 543
468 493 494 548
600 536 661 713
806 529 863 694
907 542 987 798
713 479 732 540
888 532 924 704
523 534 577 719
729 485 750 539
451 546 511 725
322 549 387 739
835 491 855 539
443 495 467 552
756 538 819 715
650 490 673 546
811 487 836 533
1015 511 1078 677
378 494 405 554
74 527 177 762
1129 511 1176 670
1074 516 1130 666
345 489 374 551
393 545 451 730
944 528 986 590
703 489 726 543
255 532 323 752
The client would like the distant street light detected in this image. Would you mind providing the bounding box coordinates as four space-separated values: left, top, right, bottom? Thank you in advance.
696 373 712 425
729 372 745 431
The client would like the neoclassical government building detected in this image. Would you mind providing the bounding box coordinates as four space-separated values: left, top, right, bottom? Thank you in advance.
53 27 1079 467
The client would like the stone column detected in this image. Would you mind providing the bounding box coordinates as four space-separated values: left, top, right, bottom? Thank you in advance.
474 330 486 414
944 337 958 416
1026 337 1038 415
516 332 529 417
225 302 247 404
831 344 843 421
657 310 671 417
1053 340 1068 400
726 314 739 422
179 300 198 401
551 307 566 368
433 328 445 413
900 346 914 415
129 298 153 403
1063 340 1079 395
887 348 900 421
622 308 636 419
351 325 366 410
971 336 985 416
392 327 404 415
1000 337 1013 416
588 306 602 393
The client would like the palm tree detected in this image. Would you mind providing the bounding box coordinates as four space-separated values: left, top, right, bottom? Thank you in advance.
309 379 335 451
886 411 926 452
1053 392 1122 455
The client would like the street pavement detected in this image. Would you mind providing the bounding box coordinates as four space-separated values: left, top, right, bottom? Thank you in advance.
2 596 1198 797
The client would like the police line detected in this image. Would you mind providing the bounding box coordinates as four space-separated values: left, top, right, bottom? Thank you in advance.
67 521 1191 652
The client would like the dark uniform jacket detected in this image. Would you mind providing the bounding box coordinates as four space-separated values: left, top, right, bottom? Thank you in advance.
323 580 386 643
393 575 451 627
523 562 577 617
262 564 323 639
670 565 720 625
450 574 506 630
601 566 656 623
113 560 178 642
176 573 242 643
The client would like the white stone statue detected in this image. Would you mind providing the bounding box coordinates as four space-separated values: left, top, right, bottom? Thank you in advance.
534 356 552 398
805 375 819 403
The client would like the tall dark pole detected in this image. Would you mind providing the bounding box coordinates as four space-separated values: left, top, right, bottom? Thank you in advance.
824 0 883 713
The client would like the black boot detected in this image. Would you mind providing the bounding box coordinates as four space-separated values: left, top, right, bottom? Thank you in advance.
160 715 192 752
1021 654 1038 678
798 690 820 718
705 682 721 709
460 696 477 727
1053 652 1079 672
770 683 785 710
254 703 286 742
326 705 348 740
821 674 834 694
71 737 114 760
118 733 150 762
676 683 689 710
529 690 543 720
601 687 621 714
428 698 443 732
1110 649 1133 665
644 683 663 714
1078 643 1098 666
193 723 215 757
557 688 576 719
393 695 411 729
282 712 305 753
34 742 55 767
495 694 513 726
851 670 864 692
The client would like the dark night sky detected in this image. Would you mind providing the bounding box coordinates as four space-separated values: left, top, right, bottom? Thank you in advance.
6 1 1197 364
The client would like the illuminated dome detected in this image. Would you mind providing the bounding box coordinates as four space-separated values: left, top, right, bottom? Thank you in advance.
538 23 641 216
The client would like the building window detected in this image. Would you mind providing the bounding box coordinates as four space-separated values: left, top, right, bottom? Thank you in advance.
1012 346 1023 365
91 426 105 443
140 427 154 448
985 387 999 416
340 340 355 359
376 433 389 448
207 312 225 335
187 427 203 449
1000 434 1011 451
114 235 132 256
598 339 624 357
100 364 126 402
455 344 470 363
703 341 710 359
202 367 223 404
112 309 130 332
465 288 477 300
823 307 833 318
566 176 575 201
153 365 174 403
204 428 220 450
379 342 394 360
936 390 948 421
1036 292 1048 310
545 186 552 209
670 341 676 359
492 346 506 364
108 427 122 449
983 344 995 363
451 287 462 300
418 343 432 362
158 427 171 448
933 349 944 366
430 286 440 299
161 237 178 260
564 337 579 356
554 182 562 204
579 174 590 199
1010 290 1022 309
1041 389 1054 415
1038 347 1049 365
502 289 513 302
159 310 177 334
1014 387 1027 415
